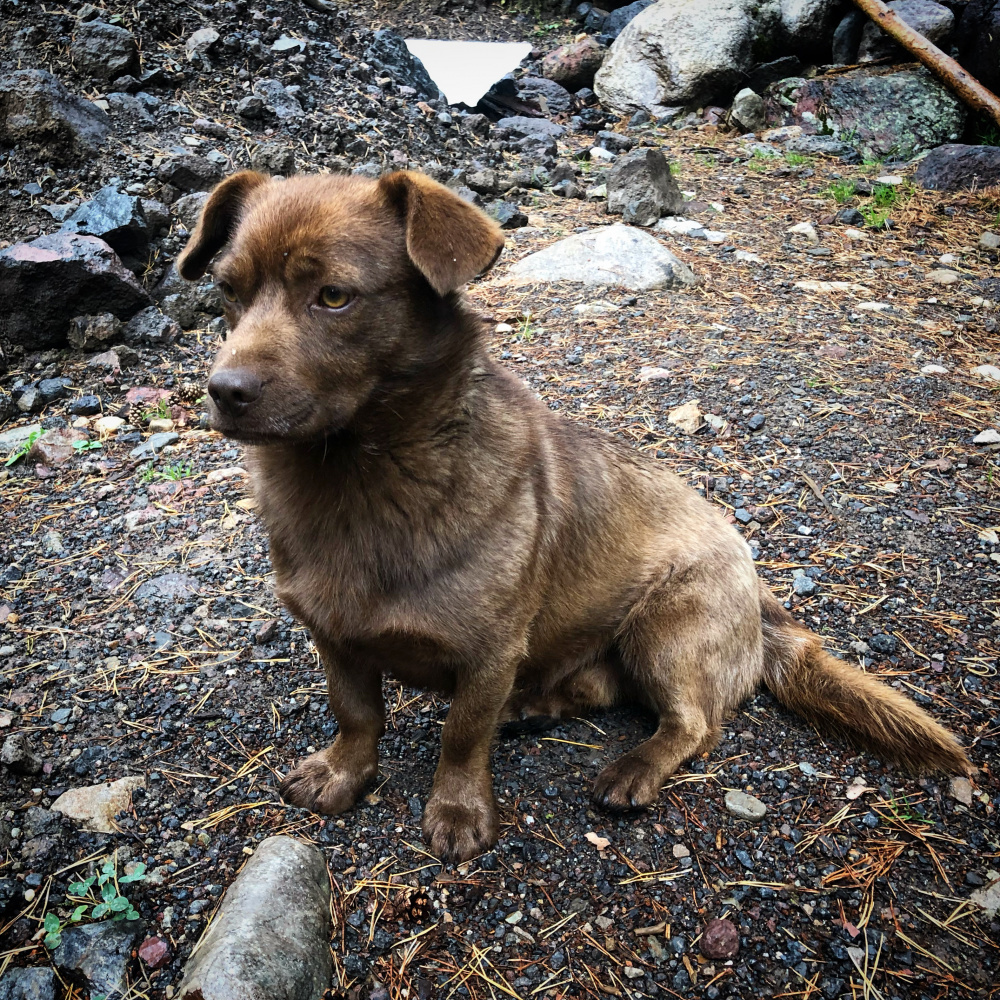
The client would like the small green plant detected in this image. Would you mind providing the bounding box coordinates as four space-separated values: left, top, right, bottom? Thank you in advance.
4 428 42 467
860 204 890 229
515 317 534 342
143 398 170 422
159 460 193 481
669 161 682 176
73 439 102 453
785 152 811 167
826 179 856 204
43 857 146 949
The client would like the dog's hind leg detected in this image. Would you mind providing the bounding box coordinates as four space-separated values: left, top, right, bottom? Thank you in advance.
279 636 385 816
592 569 761 810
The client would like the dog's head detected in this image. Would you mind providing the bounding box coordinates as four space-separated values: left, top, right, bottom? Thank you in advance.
177 170 505 442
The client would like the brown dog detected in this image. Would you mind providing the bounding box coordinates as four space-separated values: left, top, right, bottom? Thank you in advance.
179 170 971 863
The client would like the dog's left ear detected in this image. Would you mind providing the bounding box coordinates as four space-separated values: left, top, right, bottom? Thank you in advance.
378 171 505 296
177 171 268 280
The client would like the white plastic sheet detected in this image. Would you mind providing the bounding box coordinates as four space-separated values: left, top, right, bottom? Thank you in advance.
403 39 532 107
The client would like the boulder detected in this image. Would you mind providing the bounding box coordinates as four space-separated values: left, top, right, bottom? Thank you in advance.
606 148 684 225
595 0 782 113
517 77 574 115
503 225 695 290
60 186 150 273
780 0 846 58
365 30 442 102
541 35 604 91
832 10 867 63
53 920 145 999
768 67 965 161
914 144 1000 190
0 234 150 352
176 837 332 1000
67 312 122 351
496 116 567 140
955 0 1000 96
71 20 140 81
157 154 224 193
155 264 224 329
858 0 954 62
0 69 109 163
122 306 181 346
730 88 766 132
250 142 297 175
604 0 657 39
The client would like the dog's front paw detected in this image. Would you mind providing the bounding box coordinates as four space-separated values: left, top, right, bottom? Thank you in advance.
279 750 374 816
592 751 663 811
422 792 498 863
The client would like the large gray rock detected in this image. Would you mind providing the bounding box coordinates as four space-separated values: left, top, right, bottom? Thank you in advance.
730 87 766 132
496 116 566 140
176 836 332 1000
157 154 224 193
832 10 866 63
504 225 695 290
60 186 150 273
71 20 140 81
154 264 224 329
540 36 604 92
0 69 109 163
955 0 1000 95
0 234 150 351
769 67 965 161
606 148 683 226
365 30 442 102
517 77 573 115
780 0 845 57
0 967 57 1000
605 0 657 38
858 0 954 62
53 919 144 998
252 78 304 119
914 144 1000 191
595 0 781 113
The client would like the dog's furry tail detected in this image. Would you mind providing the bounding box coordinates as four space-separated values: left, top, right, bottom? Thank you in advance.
758 582 972 775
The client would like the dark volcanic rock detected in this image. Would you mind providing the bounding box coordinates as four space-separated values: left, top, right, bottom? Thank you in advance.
1 733 42 775
60 186 150 273
517 77 573 115
53 920 145 999
364 30 442 102
0 234 150 351
956 0 1000 95
541 36 604 91
157 154 224 193
858 0 954 63
0 967 57 1000
914 143 1000 191
71 20 140 81
604 0 656 39
486 201 529 229
0 69 110 163
606 148 683 226
122 306 181 346
67 312 122 351
832 10 866 64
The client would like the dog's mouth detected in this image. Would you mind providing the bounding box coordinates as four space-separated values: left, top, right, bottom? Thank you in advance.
209 404 317 444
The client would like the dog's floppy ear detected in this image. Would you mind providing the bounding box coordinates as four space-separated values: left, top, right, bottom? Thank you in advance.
378 170 505 296
177 171 268 280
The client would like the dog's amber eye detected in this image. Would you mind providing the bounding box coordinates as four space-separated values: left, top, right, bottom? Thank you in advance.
219 281 238 303
319 286 351 310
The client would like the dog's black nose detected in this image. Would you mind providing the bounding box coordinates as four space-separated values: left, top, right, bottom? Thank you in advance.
208 369 262 417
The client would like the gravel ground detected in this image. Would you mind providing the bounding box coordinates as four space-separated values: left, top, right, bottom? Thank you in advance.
1 1 999 998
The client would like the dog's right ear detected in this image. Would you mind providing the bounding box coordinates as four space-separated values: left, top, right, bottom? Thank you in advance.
176 171 268 280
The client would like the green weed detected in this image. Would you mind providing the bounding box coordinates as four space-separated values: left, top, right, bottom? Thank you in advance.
785 152 812 167
44 855 146 950
73 439 102 453
4 428 41 467
826 179 856 204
